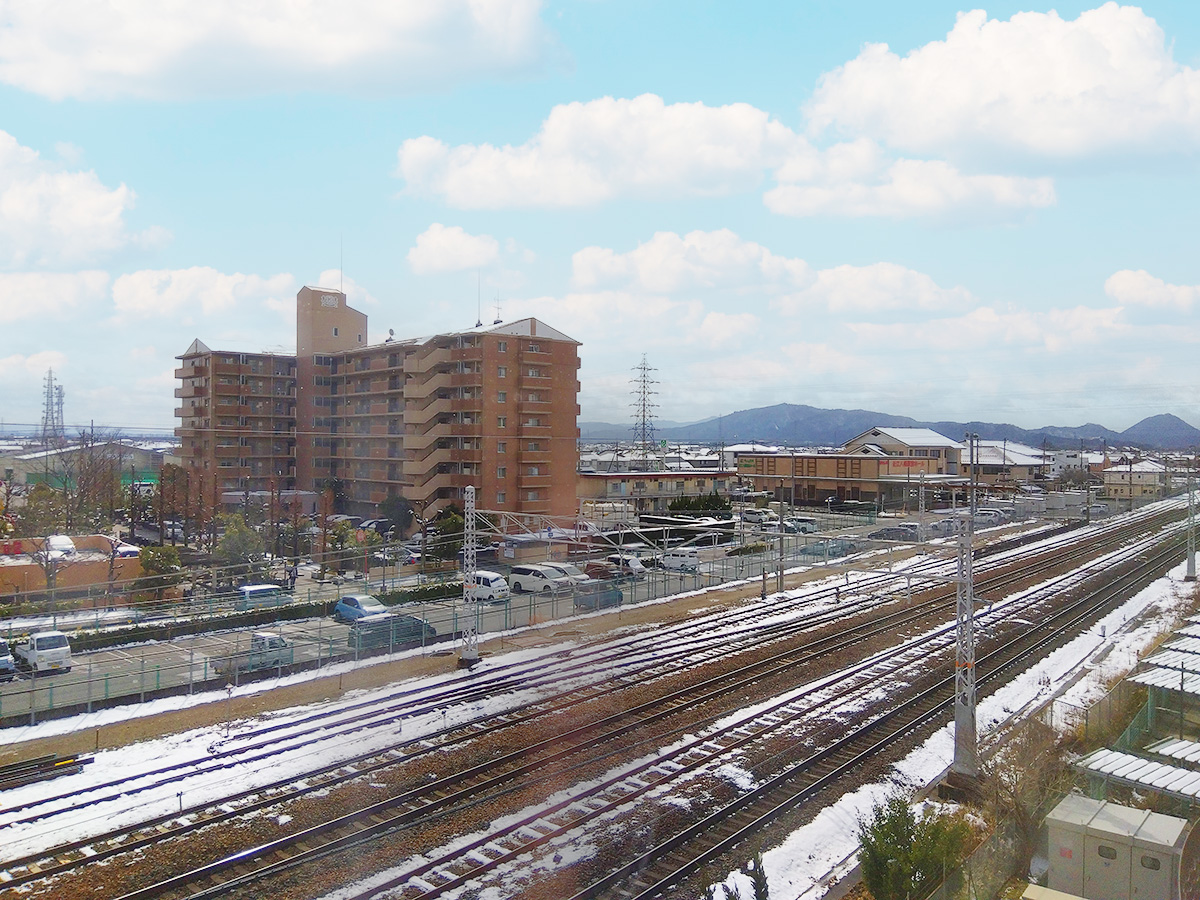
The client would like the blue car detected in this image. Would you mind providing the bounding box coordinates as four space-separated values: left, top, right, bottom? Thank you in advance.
333 593 389 622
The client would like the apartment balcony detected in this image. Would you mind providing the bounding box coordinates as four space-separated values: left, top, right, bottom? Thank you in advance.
212 362 242 377
457 399 483 416
518 373 553 387
451 345 483 363
517 450 552 464
214 445 240 458
448 423 481 437
517 498 552 514
175 384 207 399
174 362 208 379
450 372 483 388
413 470 469 495
518 474 552 489
518 423 552 437
516 398 550 413
448 448 482 464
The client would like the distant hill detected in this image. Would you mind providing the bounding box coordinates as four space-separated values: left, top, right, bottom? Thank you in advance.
579 405 1200 450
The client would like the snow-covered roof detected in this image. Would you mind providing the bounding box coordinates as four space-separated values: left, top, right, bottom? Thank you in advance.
846 427 962 449
974 444 1044 467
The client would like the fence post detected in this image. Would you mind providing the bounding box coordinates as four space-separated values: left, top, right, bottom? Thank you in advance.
87 653 93 713
140 651 146 703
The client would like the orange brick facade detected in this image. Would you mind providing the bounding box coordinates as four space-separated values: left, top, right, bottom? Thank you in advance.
175 288 581 520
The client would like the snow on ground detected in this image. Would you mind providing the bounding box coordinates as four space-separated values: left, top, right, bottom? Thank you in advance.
709 560 1196 900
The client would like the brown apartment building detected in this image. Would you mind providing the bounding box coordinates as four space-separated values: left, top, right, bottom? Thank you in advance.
175 287 581 521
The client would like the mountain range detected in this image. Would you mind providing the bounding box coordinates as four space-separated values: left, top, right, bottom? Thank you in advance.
579 405 1200 451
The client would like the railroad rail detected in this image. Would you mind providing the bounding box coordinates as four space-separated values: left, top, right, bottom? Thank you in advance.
0 501 1188 898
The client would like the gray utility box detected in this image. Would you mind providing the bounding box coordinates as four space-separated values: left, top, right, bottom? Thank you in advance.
1047 795 1188 900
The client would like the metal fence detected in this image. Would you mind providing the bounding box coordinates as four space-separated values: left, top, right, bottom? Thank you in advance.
0 526 897 726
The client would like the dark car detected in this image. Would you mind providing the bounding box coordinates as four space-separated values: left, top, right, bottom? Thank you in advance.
0 639 16 681
867 527 915 541
574 581 623 611
348 613 436 652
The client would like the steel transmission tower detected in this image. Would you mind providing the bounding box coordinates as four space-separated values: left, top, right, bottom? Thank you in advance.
630 355 660 471
459 485 480 667
952 433 980 780
41 368 65 446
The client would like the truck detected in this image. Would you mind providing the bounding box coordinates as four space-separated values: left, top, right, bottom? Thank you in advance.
14 631 72 673
0 638 16 681
214 632 293 676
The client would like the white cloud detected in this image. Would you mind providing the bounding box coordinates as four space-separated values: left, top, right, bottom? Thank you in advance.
571 229 971 313
807 4 1200 159
0 0 552 100
398 95 1054 218
573 229 810 293
847 305 1126 353
111 267 294 318
408 224 501 274
776 262 974 314
0 349 67 378
766 154 1055 218
0 271 109 320
0 131 160 268
1105 269 1200 310
397 94 801 208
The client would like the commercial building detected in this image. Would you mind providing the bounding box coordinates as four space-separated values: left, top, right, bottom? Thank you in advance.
734 427 967 510
176 287 581 521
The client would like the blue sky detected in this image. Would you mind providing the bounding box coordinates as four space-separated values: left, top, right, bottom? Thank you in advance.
1 1 1198 434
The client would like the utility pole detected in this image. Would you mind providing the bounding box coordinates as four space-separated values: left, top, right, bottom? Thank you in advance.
1187 474 1196 583
952 433 979 781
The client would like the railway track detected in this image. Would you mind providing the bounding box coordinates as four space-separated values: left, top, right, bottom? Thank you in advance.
1 502 1188 898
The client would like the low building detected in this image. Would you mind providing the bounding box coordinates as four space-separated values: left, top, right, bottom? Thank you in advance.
1100 459 1166 504
577 469 735 514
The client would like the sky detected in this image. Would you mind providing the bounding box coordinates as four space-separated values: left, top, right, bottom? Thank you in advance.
1 1 1199 435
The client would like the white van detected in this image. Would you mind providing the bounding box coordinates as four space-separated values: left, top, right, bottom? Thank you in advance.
235 583 286 611
466 569 511 602
509 564 573 593
15 631 72 673
661 548 700 571
741 508 778 525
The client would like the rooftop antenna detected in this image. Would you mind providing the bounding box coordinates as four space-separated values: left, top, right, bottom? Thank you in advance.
339 234 343 293
493 291 503 325
476 270 483 328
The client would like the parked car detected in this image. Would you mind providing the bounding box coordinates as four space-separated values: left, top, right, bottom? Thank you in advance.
661 548 700 571
583 561 621 581
509 564 574 593
347 613 436 651
973 509 1005 527
1088 503 1111 517
215 632 292 676
784 516 820 534
14 631 72 673
333 593 389 622
235 583 287 611
605 554 648 577
574 581 623 611
741 508 778 525
465 569 511 602
541 562 591 584
867 527 915 541
0 639 16 681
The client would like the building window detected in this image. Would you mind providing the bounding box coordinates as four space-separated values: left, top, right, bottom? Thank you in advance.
498 341 507 353
1141 856 1162 870
333 327 339 337
357 333 362 342
1098 846 1117 860
497 442 506 453
498 391 507 403
498 416 506 429
497 467 507 479
497 366 507 378
525 490 539 501
497 491 506 504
